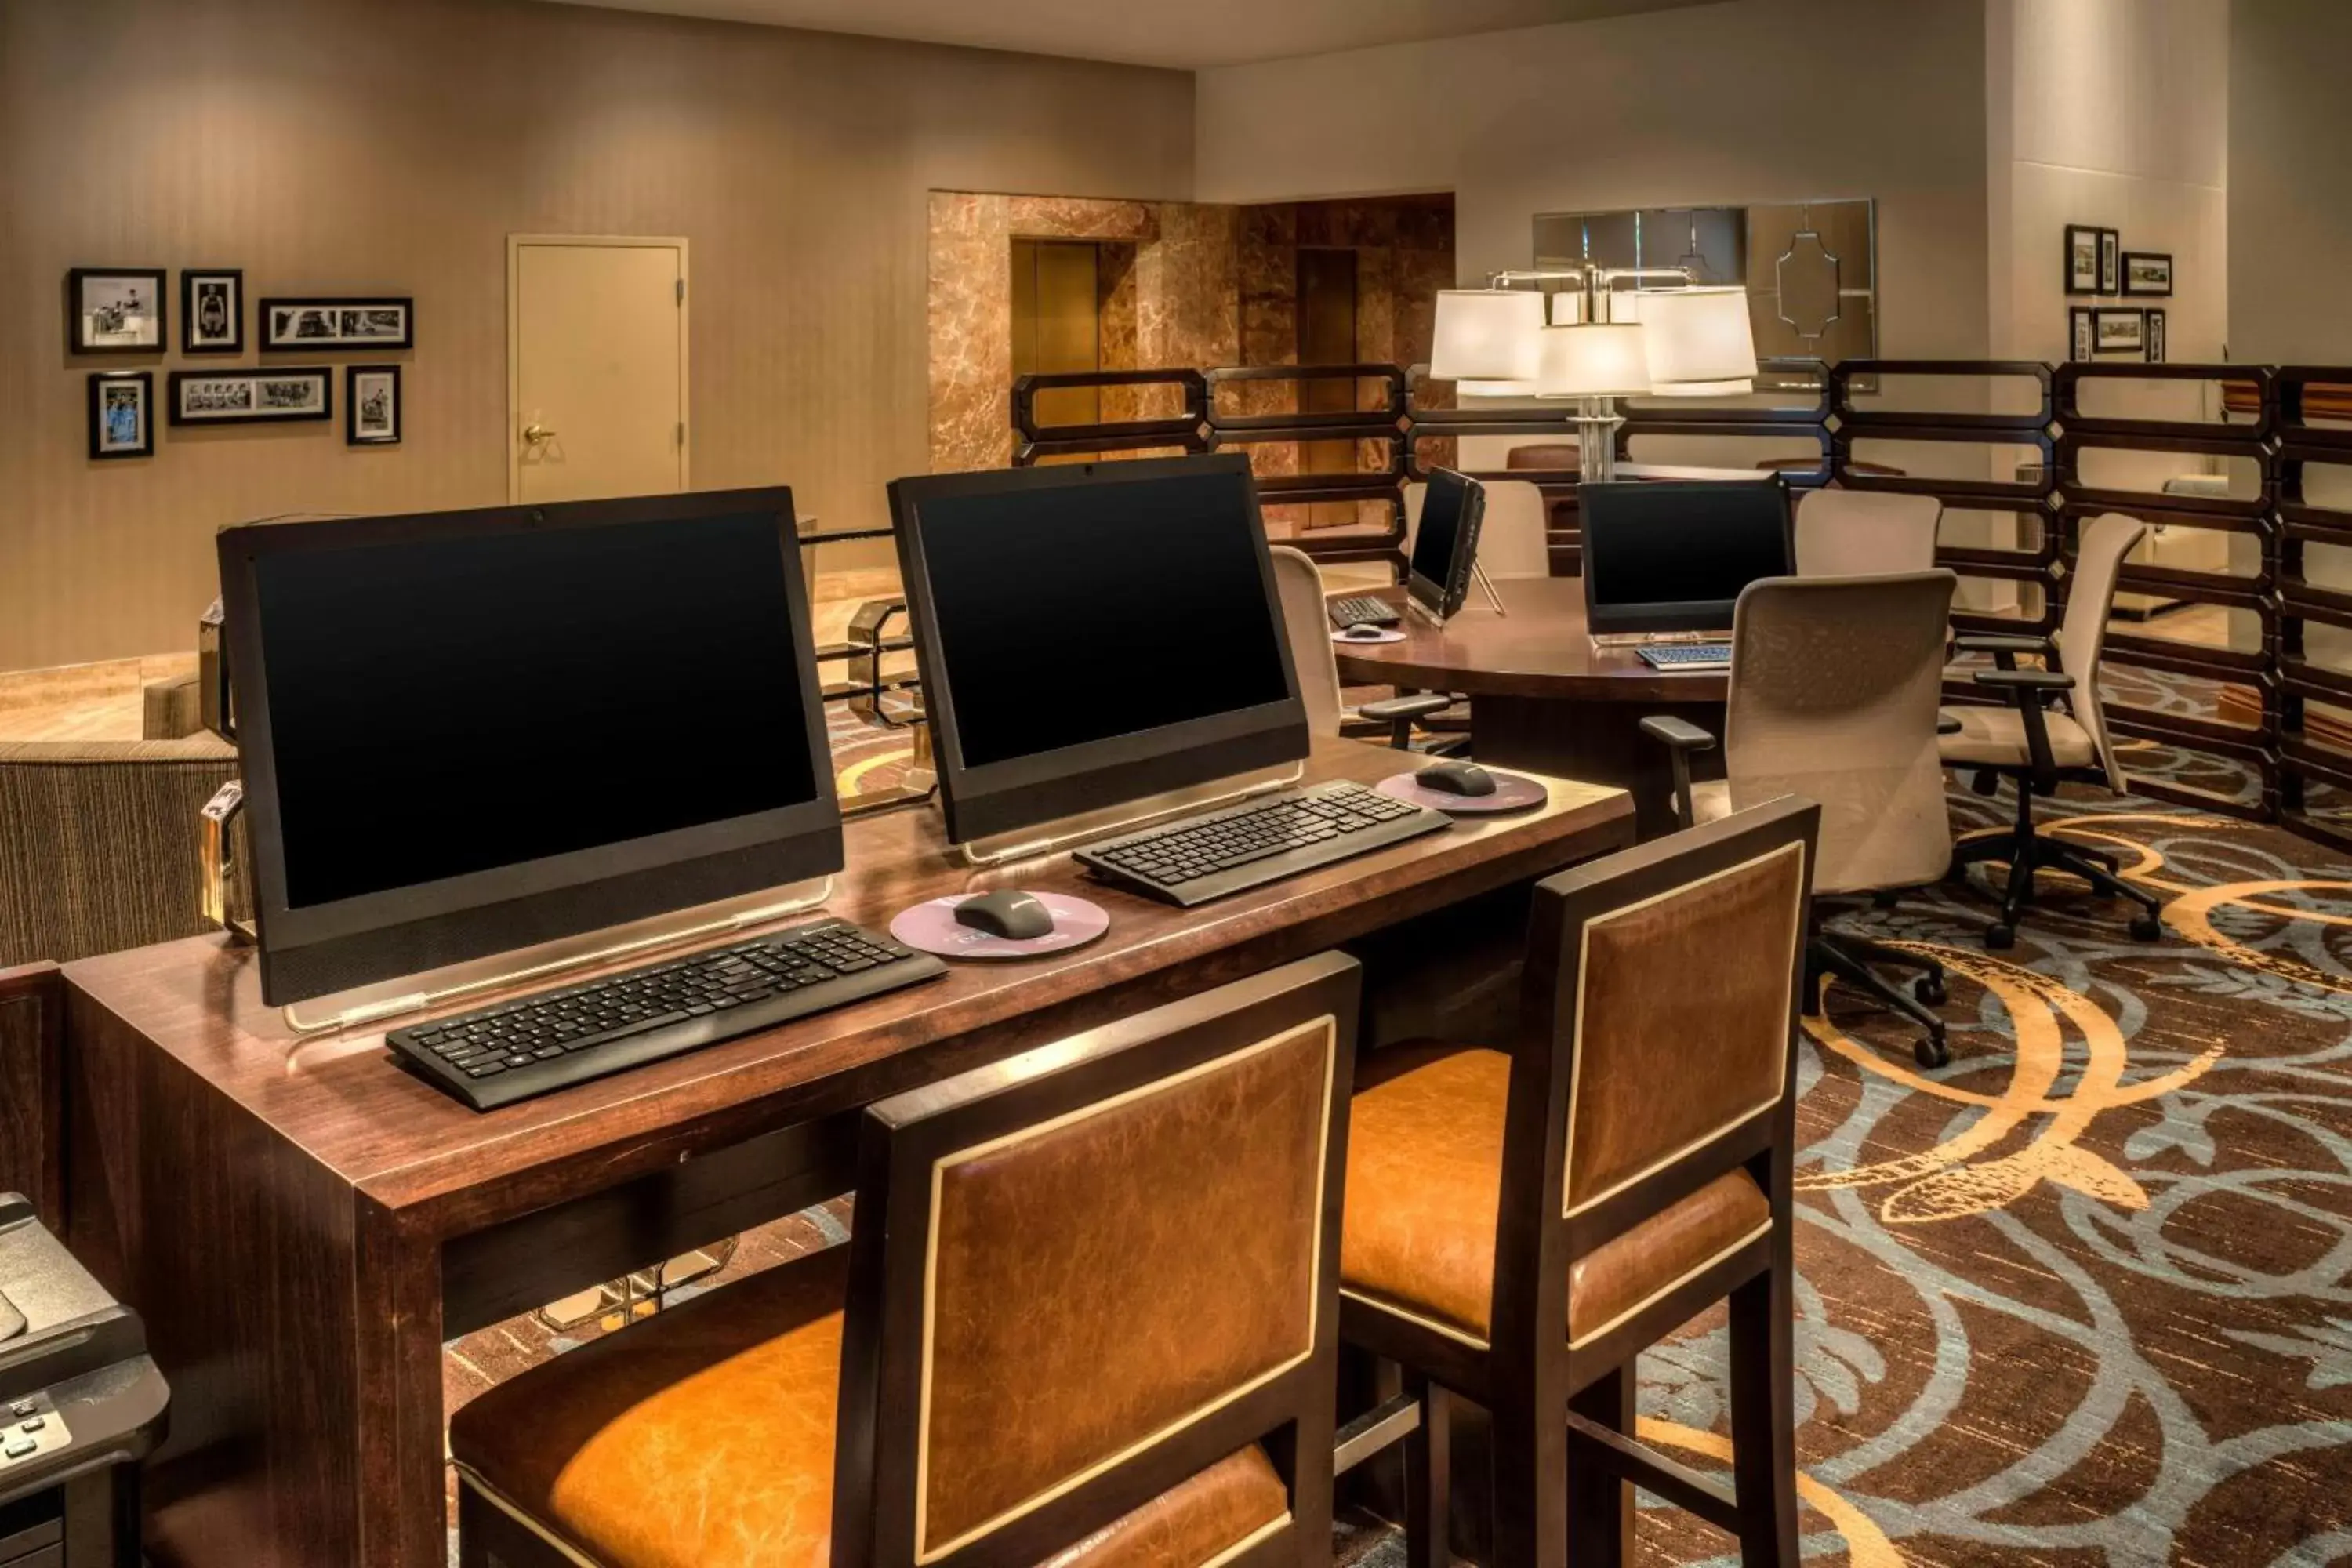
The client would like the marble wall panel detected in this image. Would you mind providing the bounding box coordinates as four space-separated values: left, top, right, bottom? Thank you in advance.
929 191 1014 473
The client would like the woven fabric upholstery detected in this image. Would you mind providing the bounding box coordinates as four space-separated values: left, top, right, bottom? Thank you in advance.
140 675 206 740
0 737 242 966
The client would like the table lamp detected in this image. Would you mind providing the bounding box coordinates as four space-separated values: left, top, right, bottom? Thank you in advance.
1533 322 1651 483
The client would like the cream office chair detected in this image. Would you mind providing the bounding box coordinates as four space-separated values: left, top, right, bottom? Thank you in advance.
1940 512 2161 949
1269 546 1453 748
1646 571 1961 1066
1794 490 1943 576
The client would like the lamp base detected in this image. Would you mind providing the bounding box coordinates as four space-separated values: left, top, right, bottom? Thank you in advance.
1573 396 1624 485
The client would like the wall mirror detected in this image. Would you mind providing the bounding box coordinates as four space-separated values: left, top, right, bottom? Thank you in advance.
1533 198 1877 389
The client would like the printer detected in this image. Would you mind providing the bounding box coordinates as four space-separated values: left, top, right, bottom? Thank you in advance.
0 1196 168 1568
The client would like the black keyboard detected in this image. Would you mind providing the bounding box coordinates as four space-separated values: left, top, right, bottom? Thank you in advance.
388 919 947 1110
1075 781 1450 907
1329 596 1402 630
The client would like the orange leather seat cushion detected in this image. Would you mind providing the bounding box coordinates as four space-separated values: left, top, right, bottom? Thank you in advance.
1341 1043 1772 1346
450 1245 1289 1568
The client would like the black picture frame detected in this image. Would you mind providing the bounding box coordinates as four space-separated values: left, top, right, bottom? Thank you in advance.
2092 307 2145 359
2064 225 2102 295
2070 307 2096 362
169 368 335 426
258 296 413 351
346 365 402 445
66 267 167 354
2146 308 2166 365
2098 229 2122 296
2122 251 2173 298
87 371 154 460
181 269 245 354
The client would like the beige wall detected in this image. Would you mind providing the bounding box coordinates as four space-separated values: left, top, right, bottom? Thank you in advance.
0 0 1193 671
2230 0 2352 365
1987 0 2228 367
1195 0 1993 362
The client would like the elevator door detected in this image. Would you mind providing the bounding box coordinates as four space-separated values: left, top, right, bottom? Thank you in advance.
1297 248 1359 529
1012 239 1101 456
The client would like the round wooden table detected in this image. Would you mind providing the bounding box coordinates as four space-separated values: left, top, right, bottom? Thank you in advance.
1330 576 1727 837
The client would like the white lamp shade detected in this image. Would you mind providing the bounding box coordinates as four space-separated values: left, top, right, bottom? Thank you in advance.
1430 289 1545 387
1534 323 1652 398
1621 286 1758 394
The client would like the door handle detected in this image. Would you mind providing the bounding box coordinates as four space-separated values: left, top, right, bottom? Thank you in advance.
522 422 557 447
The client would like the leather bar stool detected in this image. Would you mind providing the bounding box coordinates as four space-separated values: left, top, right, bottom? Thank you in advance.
1337 800 1820 1568
451 953 1361 1568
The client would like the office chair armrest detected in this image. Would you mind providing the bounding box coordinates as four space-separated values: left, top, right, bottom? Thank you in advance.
1971 668 2073 692
1972 668 2074 791
1639 715 1717 831
1953 633 2054 672
1356 692 1457 751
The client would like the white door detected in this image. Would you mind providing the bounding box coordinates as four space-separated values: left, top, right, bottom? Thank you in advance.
509 236 688 503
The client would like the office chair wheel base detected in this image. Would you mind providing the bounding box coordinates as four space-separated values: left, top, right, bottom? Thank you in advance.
1914 975 1947 1007
1985 923 2016 952
1915 1033 1951 1069
2130 913 2161 942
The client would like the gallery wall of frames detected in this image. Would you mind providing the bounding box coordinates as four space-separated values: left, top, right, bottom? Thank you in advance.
66 267 409 459
997 356 2352 855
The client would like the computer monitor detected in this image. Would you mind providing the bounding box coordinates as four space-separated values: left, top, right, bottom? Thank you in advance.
1577 477 1794 637
1406 469 1487 622
217 488 840 1005
889 454 1309 845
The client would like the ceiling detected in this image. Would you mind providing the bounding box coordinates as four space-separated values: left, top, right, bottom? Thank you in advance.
545 0 1722 70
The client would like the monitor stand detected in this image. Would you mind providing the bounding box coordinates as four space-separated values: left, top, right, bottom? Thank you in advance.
956 760 1307 870
1403 563 1509 630
277 875 835 1036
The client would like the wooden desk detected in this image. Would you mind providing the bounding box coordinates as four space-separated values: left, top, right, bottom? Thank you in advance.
59 737 1631 1568
1333 578 1727 837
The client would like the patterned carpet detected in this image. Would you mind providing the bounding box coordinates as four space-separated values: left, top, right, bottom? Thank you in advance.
443 702 2352 1566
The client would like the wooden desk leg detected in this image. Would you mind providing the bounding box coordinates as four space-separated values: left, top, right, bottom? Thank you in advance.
1470 695 1726 840
358 1202 448 1568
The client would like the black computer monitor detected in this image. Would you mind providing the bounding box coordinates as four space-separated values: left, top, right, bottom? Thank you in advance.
1577 477 1794 636
217 489 841 1005
889 455 1309 845
1407 469 1487 621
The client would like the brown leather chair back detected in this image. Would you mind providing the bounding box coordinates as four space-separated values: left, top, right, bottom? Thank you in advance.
1490 800 1816 1355
835 953 1359 1568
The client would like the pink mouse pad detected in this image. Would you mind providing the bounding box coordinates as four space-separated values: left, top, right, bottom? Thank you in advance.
1375 769 1549 815
889 891 1112 960
1330 626 1406 646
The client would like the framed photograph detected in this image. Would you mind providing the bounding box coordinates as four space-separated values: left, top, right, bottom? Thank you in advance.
181 269 245 354
169 368 334 426
346 365 401 445
2098 229 2122 295
2146 308 2166 365
2064 225 2102 295
2092 307 2146 359
259 297 413 351
2122 251 2173 298
87 371 154 459
2070 307 2096 363
67 267 166 353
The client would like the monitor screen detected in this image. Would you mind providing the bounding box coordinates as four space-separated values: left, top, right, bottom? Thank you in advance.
891 456 1308 844
1407 469 1483 618
1579 479 1793 634
221 490 841 1003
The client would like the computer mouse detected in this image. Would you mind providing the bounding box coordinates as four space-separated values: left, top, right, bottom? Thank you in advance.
953 889 1056 941
1341 623 1386 641
1415 760 1497 797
